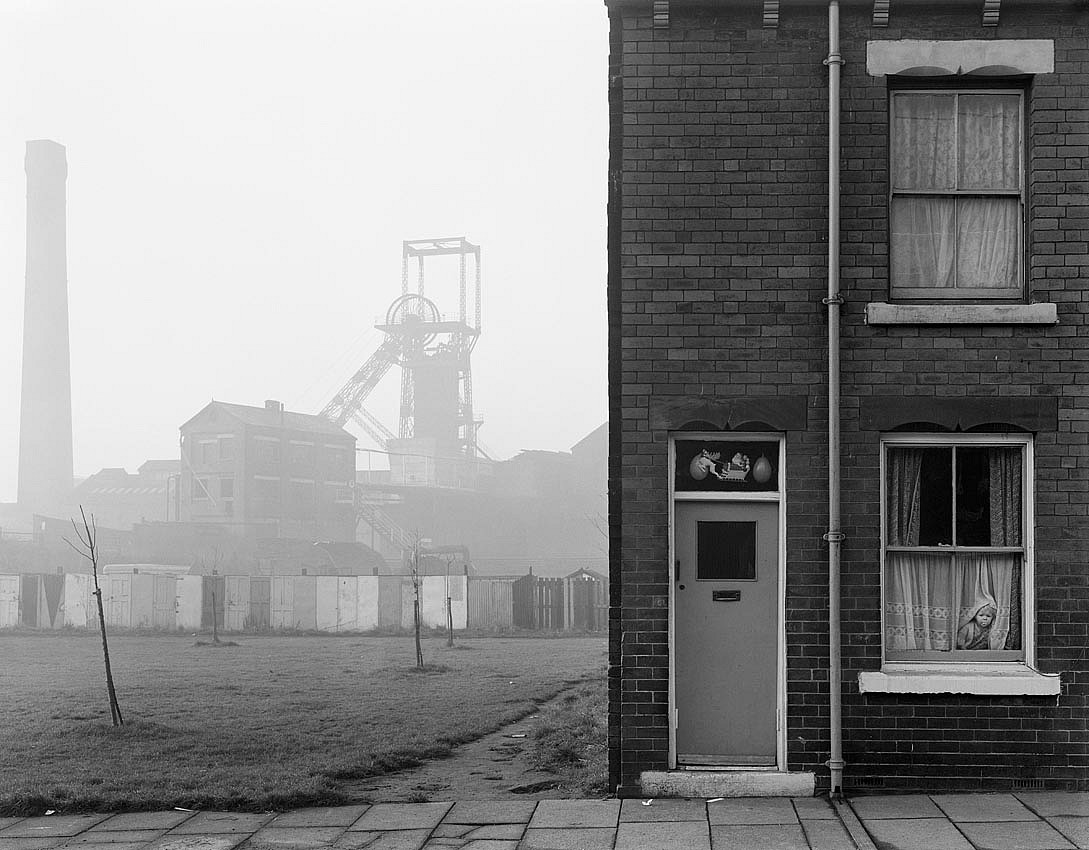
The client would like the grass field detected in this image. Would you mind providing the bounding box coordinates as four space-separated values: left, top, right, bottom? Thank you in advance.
0 633 606 815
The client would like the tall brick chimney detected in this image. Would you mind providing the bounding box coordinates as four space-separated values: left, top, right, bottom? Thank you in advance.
18 140 73 514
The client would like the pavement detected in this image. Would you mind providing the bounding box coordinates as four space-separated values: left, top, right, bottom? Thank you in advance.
0 793 1087 850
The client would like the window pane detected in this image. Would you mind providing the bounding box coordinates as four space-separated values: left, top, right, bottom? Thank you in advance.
890 197 956 291
956 197 1021 290
885 551 1022 653
954 552 1021 651
696 521 756 580
955 446 1022 546
958 94 1020 190
955 447 991 546
885 552 954 651
887 447 951 545
918 448 952 545
891 94 956 190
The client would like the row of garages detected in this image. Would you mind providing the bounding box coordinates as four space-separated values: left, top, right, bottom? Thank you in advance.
0 571 607 632
0 573 469 632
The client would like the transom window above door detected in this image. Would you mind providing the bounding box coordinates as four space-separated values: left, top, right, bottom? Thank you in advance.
890 90 1024 300
882 436 1030 663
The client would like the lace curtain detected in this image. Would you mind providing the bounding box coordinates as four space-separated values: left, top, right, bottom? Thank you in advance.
890 93 1021 292
885 447 1022 653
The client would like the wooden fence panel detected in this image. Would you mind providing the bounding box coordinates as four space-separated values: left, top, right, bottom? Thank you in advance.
249 577 271 631
202 576 225 631
270 576 295 630
467 578 514 629
377 577 402 629
105 574 131 629
293 576 318 631
177 575 203 630
0 575 19 628
224 576 250 631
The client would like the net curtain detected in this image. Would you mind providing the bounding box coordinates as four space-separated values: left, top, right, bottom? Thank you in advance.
884 447 1021 653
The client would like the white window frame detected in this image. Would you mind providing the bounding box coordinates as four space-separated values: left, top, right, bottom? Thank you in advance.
861 432 1059 696
889 88 1026 302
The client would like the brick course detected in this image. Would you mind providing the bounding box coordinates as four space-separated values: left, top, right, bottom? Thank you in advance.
608 0 1089 794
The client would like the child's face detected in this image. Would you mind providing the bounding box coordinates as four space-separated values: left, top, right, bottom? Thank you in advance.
976 607 995 628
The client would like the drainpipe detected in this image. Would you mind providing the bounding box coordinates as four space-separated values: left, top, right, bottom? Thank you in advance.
824 0 846 799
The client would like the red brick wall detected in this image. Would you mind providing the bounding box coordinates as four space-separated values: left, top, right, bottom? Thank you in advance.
609 0 1089 793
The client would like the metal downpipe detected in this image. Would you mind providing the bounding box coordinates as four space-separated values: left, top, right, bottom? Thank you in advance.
824 0 846 799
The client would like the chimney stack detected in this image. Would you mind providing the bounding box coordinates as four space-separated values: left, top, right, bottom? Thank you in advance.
18 140 74 515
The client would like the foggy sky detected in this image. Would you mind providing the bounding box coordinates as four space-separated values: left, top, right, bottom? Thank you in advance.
0 0 608 501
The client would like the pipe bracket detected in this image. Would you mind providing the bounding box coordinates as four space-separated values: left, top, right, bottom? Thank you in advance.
823 531 847 543
822 295 844 306
823 54 845 67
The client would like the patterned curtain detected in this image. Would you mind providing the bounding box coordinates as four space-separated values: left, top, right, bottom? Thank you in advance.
887 448 923 547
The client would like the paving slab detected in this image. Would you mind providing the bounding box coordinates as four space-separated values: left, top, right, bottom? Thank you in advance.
958 821 1076 850
933 794 1037 823
430 825 523 842
1018 795 1089 819
348 805 451 832
266 807 370 829
440 802 535 825
1047 817 1089 850
792 798 837 821
0 818 110 839
0 825 25 834
518 828 616 850
241 827 347 848
169 814 275 836
334 831 431 850
619 798 706 823
849 795 945 820
421 840 517 850
862 817 973 850
145 836 247 850
528 801 620 830
709 824 808 850
706 797 798 825
57 831 165 844
54 843 149 850
614 821 710 850
798 819 856 850
91 814 193 832
0 839 67 850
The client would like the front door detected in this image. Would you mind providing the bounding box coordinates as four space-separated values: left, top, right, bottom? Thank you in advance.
675 501 779 766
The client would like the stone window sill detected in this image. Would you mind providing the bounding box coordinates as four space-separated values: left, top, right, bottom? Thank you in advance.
865 303 1058 326
859 664 1061 696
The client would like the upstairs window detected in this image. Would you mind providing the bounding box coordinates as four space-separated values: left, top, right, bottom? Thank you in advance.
890 90 1024 300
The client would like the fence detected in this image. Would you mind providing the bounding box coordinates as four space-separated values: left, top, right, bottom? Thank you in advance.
0 571 606 633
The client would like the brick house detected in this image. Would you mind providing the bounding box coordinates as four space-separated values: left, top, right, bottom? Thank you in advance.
179 400 357 542
607 0 1088 796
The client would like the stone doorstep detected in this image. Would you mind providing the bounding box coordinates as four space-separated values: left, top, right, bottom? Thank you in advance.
640 770 816 799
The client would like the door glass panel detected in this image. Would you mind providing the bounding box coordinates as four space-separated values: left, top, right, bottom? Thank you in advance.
696 521 756 581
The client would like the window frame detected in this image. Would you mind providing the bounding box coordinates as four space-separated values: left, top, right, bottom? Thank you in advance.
888 85 1027 302
879 432 1035 668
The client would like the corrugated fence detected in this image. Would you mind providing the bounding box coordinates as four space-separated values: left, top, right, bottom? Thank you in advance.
0 572 606 633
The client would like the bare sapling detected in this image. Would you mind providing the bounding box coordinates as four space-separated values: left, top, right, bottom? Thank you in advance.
66 507 124 726
412 540 423 668
445 556 454 648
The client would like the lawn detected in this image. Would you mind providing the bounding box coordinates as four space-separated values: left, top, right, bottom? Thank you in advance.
0 633 606 815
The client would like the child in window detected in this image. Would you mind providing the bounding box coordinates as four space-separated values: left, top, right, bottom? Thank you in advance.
957 598 997 650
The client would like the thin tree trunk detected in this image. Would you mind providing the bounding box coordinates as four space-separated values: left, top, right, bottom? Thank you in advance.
414 597 423 668
446 596 453 647
93 585 123 726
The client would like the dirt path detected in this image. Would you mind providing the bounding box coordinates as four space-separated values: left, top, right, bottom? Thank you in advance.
350 689 581 802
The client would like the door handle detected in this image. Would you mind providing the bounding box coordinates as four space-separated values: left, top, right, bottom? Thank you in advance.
675 559 680 582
